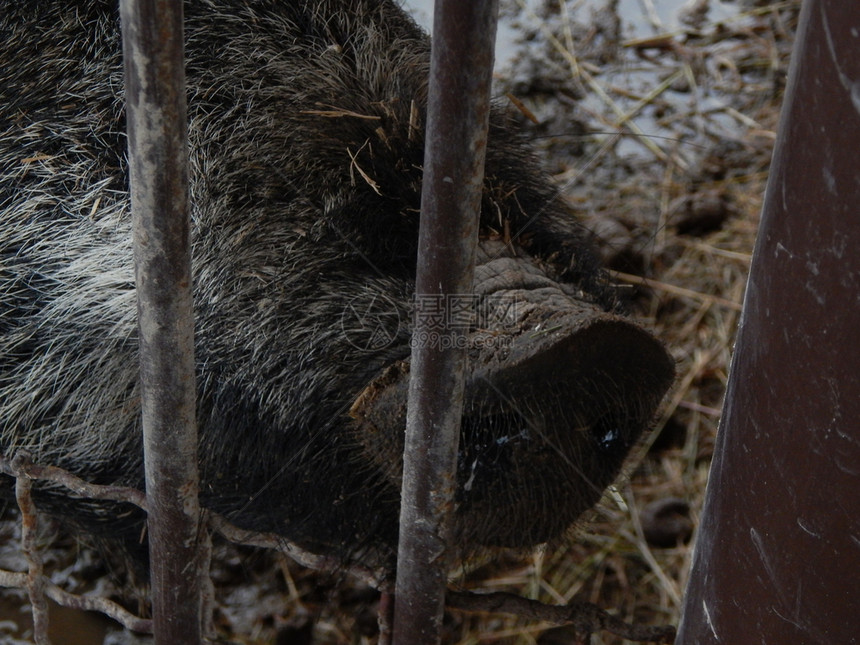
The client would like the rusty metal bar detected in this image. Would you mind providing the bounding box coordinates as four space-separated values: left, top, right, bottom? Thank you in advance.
677 0 860 642
119 1 202 643
392 0 499 642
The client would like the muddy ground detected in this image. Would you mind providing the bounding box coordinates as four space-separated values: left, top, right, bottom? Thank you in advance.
0 1 802 643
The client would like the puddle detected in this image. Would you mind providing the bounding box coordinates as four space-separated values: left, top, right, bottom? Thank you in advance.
404 0 741 59
402 0 770 166
0 595 115 645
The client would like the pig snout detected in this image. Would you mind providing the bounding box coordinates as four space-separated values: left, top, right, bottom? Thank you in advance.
350 243 674 550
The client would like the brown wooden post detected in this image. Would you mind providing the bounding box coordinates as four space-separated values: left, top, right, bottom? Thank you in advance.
677 1 860 642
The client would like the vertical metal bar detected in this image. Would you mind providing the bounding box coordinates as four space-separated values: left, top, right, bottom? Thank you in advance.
392 0 499 642
677 0 860 642
119 1 202 643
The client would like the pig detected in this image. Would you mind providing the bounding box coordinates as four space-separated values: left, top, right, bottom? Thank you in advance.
0 0 674 575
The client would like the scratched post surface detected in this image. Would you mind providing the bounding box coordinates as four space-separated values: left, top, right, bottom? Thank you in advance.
677 0 860 642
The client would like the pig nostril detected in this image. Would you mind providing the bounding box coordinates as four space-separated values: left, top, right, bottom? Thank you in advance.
597 426 621 452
